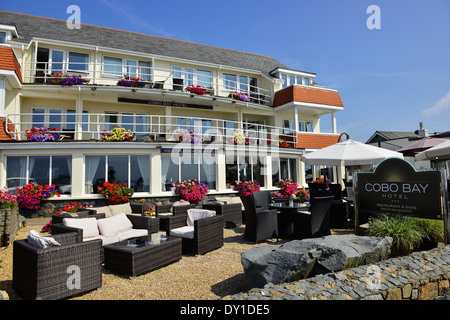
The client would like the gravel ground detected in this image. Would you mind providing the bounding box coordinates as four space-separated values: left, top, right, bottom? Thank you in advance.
0 218 290 300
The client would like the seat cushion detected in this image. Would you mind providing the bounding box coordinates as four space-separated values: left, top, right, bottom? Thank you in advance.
63 217 100 239
170 226 194 239
108 203 133 216
187 209 216 227
117 229 148 242
84 234 120 246
93 206 112 218
27 230 61 249
97 213 133 237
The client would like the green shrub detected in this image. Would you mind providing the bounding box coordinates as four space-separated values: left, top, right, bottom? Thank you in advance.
367 215 444 255
367 215 423 253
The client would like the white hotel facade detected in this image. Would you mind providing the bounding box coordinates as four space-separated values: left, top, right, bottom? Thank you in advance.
0 11 345 208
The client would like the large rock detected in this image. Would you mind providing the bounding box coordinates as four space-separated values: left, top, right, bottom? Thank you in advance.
241 235 393 288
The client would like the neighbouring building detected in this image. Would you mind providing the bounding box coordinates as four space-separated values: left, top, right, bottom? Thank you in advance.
0 11 344 210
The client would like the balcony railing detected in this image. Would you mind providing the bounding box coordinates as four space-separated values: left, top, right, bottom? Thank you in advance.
21 61 271 105
6 113 298 148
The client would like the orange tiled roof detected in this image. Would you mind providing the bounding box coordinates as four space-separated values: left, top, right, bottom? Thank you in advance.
273 86 344 108
0 118 15 141
0 46 22 83
296 133 339 149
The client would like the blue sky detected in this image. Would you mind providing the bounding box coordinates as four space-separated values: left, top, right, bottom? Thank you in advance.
2 0 450 142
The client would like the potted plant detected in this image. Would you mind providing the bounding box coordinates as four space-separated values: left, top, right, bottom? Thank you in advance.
233 180 261 196
15 182 60 211
172 179 209 203
97 181 134 205
0 187 19 246
25 126 61 142
276 179 298 198
143 204 157 218
101 127 135 141
50 73 88 86
186 85 206 95
117 77 145 88
229 91 250 102
171 129 202 145
295 188 310 203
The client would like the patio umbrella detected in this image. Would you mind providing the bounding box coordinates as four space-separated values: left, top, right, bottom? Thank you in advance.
396 137 447 157
415 139 450 161
301 139 404 166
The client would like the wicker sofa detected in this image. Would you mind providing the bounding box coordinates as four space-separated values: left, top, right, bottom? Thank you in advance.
51 213 158 261
13 232 102 300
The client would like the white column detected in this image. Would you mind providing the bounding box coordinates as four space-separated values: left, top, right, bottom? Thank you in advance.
294 107 299 132
0 76 5 117
75 90 83 140
331 112 337 134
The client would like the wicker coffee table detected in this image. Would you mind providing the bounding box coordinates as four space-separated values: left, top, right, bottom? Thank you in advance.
104 234 182 277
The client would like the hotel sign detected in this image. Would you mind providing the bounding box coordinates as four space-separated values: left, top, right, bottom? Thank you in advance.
356 158 442 219
118 98 213 109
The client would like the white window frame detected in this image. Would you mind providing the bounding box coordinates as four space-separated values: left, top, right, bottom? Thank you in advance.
102 55 153 79
49 49 90 74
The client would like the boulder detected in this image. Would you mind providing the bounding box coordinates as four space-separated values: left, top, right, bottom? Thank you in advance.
241 235 392 288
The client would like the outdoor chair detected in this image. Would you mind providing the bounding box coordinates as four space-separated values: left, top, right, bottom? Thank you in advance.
202 201 242 228
155 202 196 231
252 190 272 211
294 195 334 239
13 232 102 300
166 209 224 255
240 195 278 243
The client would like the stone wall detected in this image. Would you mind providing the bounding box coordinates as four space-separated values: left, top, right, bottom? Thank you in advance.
0 208 22 247
224 245 450 300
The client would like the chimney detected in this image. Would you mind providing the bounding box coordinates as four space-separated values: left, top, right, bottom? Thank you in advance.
416 122 429 137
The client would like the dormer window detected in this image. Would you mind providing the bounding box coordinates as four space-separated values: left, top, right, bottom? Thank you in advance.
0 32 6 44
0 24 19 44
280 73 310 89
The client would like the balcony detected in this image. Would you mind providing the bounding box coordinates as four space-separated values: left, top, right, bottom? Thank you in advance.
21 61 271 105
5 113 303 149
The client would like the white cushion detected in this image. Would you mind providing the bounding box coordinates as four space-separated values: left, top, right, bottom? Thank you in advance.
93 206 112 218
63 217 99 239
170 226 194 239
84 235 120 246
27 230 61 249
97 213 133 237
108 203 132 216
186 209 215 227
117 229 148 242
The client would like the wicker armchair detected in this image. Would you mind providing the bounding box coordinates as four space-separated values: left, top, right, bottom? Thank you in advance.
166 210 224 255
13 232 102 300
240 195 278 243
156 203 196 231
201 202 242 228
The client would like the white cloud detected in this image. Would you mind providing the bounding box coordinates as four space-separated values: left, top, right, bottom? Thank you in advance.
422 91 450 116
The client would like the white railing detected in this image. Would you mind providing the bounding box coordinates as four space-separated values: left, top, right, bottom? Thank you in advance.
21 61 271 105
6 113 297 147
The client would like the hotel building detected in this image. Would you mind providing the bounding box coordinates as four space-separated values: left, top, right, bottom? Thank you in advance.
0 11 344 210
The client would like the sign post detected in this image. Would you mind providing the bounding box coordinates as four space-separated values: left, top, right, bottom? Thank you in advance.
354 158 447 243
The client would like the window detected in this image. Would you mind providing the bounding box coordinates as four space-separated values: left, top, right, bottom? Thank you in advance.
161 151 216 191
6 155 72 194
85 155 150 194
31 107 89 132
225 155 266 188
197 70 212 88
272 158 297 183
104 112 148 139
103 56 153 80
0 32 6 44
223 73 258 97
283 119 313 133
50 50 89 73
223 74 237 90
280 73 311 88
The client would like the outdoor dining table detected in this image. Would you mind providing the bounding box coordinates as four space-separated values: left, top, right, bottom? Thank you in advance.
268 202 310 239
